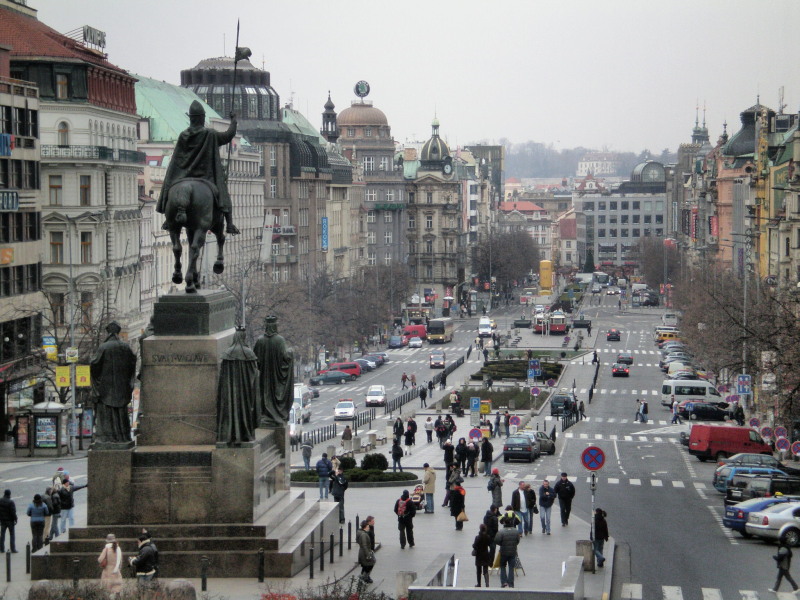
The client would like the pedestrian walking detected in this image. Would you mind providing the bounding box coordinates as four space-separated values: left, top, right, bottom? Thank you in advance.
392 417 404 442
640 400 649 424
504 411 511 438
357 519 376 584
98 533 123 598
486 376 494 390
401 372 408 389
450 482 467 531
422 463 436 513
443 463 462 508
440 373 447 390
734 404 745 426
129 532 158 586
483 348 489 363
394 489 417 548
330 467 348 524
587 324 592 336
579 400 586 420
593 508 609 568
391 439 404 472
408 416 417 445
488 468 504 508
472 524 493 587
315 453 333 500
634 399 642 422
435 417 447 448
42 488 53 544
524 483 538 532
301 439 313 471
511 481 530 536
538 479 556 534
27 494 49 552
424 417 434 443
428 379 435 397
481 437 494 476
420 386 428 408
0 489 17 553
341 425 353 443
671 398 682 424
591 351 598 365
494 411 501 438
410 373 417 388
495 510 521 588
771 542 799 593
404 426 414 456
554 472 576 526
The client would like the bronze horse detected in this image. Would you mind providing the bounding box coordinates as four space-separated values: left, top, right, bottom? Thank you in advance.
164 178 225 293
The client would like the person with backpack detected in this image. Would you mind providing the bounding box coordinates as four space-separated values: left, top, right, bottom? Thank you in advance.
495 509 521 588
394 489 417 548
315 453 333 500
771 542 799 593
391 439 404 472
129 532 158 585
480 437 494 476
488 467 503 508
329 467 348 524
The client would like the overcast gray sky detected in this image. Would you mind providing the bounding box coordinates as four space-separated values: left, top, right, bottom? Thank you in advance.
35 0 799 153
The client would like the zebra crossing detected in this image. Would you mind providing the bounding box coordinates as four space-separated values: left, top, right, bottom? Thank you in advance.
3 473 85 484
621 583 796 599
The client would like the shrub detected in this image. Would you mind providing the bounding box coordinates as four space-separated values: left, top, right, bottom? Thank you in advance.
360 453 388 471
346 468 417 482
291 470 320 482
338 456 357 471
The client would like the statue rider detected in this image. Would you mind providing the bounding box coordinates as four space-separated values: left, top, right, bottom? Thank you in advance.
156 100 240 235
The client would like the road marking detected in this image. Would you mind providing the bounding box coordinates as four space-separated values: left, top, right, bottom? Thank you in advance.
700 589 722 600
620 583 642 599
609 435 618 440
739 592 759 600
629 478 641 485
580 434 588 439
23 477 42 482
663 586 683 600
672 481 685 488
694 482 707 489
595 434 603 440
607 478 620 484
3 477 25 483
651 480 663 487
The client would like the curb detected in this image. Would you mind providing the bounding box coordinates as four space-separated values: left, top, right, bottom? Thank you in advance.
292 478 422 488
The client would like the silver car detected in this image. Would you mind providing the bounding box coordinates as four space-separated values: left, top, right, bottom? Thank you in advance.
745 502 800 545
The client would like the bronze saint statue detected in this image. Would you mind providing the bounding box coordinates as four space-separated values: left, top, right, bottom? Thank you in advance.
253 316 294 427
90 322 137 445
156 101 239 293
217 328 261 445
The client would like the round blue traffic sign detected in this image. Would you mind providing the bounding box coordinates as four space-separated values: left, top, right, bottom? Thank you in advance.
776 437 790 451
546 379 556 387
531 387 541 397
749 417 761 429
761 426 774 439
509 416 521 426
581 446 605 471
469 428 482 441
775 426 788 439
792 441 800 457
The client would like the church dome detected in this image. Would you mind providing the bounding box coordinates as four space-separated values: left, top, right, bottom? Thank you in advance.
420 117 449 163
337 101 388 126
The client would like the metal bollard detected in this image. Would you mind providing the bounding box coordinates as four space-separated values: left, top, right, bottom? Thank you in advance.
309 546 314 579
339 527 344 557
348 521 352 550
6 549 10 582
330 533 334 564
356 513 360 530
25 542 30 574
201 555 209 592
258 547 265 582
319 539 324 572
72 557 80 588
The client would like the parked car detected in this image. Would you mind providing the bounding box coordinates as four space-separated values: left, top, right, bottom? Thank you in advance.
292 401 311 424
407 336 423 349
324 362 362 378
726 474 800 505
689 424 774 462
354 358 375 372
611 363 630 377
723 497 800 537
746 503 800 545
531 430 556 455
369 351 390 363
503 435 540 463
606 329 621 341
365 385 387 407
388 335 405 349
309 370 352 386
719 453 782 469
679 401 730 421
616 353 634 365
712 465 787 493
333 400 357 420
362 353 385 366
429 350 446 368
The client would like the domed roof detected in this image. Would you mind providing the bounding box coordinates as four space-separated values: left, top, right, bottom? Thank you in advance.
337 101 388 126
420 117 449 163
191 56 258 71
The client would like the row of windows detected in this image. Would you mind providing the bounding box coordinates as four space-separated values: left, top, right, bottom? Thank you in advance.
0 159 40 190
597 228 664 238
584 200 664 212
48 291 94 328
362 156 393 173
47 174 92 206
347 127 387 138
597 214 663 225
0 106 38 138
0 211 41 243
48 231 94 264
0 315 41 364
0 262 41 298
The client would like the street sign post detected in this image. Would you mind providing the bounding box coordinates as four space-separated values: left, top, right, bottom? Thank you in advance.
530 387 541 397
737 374 752 395
469 428 482 441
581 446 605 471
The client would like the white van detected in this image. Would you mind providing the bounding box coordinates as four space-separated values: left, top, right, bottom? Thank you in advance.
288 405 304 443
478 317 493 338
662 313 679 327
661 379 721 407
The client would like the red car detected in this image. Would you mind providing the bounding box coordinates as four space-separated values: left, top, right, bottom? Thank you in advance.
611 363 630 377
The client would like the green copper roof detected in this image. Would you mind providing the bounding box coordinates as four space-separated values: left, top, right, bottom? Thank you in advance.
403 159 420 179
281 106 328 145
134 75 220 142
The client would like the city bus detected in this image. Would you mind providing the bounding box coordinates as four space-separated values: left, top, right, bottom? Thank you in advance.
427 317 454 343
592 271 610 287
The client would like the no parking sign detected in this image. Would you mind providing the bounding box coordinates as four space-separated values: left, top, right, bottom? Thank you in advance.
776 438 790 452
792 441 800 457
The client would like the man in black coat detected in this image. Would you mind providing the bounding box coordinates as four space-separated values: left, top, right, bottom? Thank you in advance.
553 472 576 526
483 505 499 561
393 489 417 549
0 489 17 552
329 468 348 524
129 532 159 584
480 437 494 476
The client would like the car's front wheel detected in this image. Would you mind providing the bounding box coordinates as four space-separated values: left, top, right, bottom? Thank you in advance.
340 378 347 384
350 375 358 381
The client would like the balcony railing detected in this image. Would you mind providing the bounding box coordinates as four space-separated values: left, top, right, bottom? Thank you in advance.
41 145 146 164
